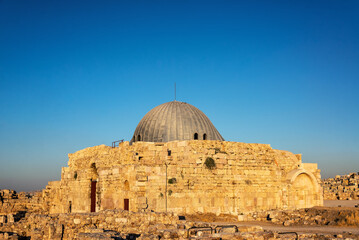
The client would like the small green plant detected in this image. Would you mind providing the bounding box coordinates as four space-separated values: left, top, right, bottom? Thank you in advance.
168 178 177 184
159 193 164 198
204 157 216 170
168 190 173 196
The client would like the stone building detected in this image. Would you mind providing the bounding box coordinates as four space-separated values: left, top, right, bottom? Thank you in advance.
43 101 323 215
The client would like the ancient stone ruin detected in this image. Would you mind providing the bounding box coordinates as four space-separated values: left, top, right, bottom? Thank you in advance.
43 140 323 215
0 100 330 239
43 101 323 215
323 172 359 200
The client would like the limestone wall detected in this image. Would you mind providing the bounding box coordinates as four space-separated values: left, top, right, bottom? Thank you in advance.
43 140 323 215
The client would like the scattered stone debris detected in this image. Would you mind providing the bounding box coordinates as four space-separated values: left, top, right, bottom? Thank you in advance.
2 187 359 239
2 208 358 240
0 189 43 215
256 207 359 227
323 172 359 200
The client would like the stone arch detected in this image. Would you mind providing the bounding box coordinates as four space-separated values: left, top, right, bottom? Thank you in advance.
287 169 319 209
90 163 99 180
203 133 207 140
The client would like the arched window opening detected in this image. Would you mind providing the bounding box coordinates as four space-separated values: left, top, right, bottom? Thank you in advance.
124 180 130 191
137 135 141 141
194 133 198 140
203 134 207 140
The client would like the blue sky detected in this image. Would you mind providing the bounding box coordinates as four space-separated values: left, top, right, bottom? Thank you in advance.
0 1 358 191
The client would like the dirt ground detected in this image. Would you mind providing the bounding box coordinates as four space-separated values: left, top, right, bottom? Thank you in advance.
239 221 359 235
324 200 359 207
185 202 359 237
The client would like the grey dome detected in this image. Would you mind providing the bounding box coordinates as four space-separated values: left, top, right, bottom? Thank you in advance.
130 101 224 143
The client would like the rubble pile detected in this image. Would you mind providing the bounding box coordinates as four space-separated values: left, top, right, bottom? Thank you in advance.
0 190 43 214
323 172 359 200
0 209 180 239
1 208 357 240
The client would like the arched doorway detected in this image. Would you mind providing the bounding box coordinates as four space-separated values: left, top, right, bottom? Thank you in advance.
292 173 315 208
124 180 130 211
91 180 97 212
287 169 319 209
90 163 99 212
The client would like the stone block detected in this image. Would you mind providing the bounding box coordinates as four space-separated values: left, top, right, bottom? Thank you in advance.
136 175 148 182
0 215 6 223
7 214 14 223
238 214 247 221
115 217 128 223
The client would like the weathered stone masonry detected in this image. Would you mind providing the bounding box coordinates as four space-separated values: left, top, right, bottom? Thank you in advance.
43 140 323 215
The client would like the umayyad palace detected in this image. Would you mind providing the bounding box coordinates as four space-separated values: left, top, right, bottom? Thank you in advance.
43 101 323 215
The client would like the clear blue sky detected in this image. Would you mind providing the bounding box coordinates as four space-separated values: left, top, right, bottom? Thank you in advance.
0 1 358 191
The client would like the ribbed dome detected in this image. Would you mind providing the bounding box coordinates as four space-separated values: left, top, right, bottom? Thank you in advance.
130 101 224 143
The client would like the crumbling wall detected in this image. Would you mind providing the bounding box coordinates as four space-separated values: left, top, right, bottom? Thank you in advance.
0 189 44 232
0 189 43 215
